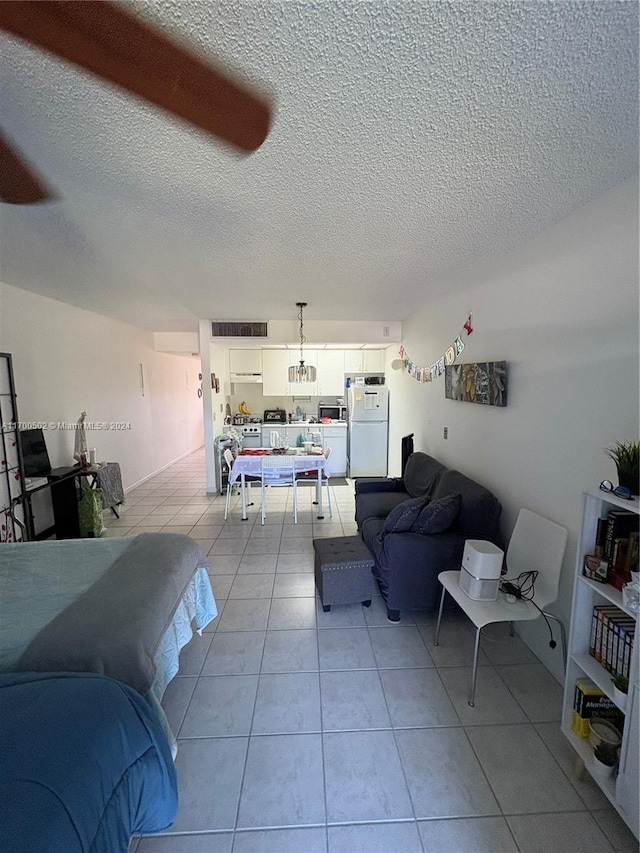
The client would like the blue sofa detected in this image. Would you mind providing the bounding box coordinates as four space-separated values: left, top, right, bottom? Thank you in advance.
355 452 503 621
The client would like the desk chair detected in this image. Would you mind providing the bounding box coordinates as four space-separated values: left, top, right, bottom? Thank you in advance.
295 447 333 518
260 455 297 525
223 448 258 520
434 508 568 706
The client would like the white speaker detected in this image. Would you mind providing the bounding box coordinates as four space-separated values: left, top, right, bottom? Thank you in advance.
459 539 504 601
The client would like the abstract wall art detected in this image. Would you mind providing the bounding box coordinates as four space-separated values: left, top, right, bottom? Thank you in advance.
444 360 508 407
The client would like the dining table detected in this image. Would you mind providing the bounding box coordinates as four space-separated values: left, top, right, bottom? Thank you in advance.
229 448 330 520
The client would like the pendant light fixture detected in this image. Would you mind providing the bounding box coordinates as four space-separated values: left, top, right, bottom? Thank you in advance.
288 302 317 383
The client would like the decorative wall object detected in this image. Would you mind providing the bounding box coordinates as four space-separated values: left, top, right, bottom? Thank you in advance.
444 361 508 407
398 312 473 383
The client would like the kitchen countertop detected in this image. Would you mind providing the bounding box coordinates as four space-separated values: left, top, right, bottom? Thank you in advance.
281 421 347 427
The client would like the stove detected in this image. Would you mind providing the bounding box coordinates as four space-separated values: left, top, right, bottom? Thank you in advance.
240 423 261 436
240 422 262 448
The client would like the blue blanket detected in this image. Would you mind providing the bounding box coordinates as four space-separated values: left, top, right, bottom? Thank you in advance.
0 672 178 853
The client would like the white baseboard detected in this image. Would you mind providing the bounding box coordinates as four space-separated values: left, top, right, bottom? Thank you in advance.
124 445 205 493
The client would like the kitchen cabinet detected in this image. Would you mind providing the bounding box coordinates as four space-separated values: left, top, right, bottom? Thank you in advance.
262 349 318 396
561 489 639 840
317 350 346 397
344 349 383 373
261 350 291 395
362 350 384 372
229 349 262 374
321 425 347 477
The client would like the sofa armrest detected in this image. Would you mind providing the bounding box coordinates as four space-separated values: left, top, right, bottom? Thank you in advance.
377 531 465 611
354 477 405 495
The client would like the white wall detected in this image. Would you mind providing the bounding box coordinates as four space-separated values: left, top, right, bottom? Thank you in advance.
0 284 204 490
386 178 639 681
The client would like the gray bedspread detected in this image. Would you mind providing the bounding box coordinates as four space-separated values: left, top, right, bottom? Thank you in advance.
18 532 207 694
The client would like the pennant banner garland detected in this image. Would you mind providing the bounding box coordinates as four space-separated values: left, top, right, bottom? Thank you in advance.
399 313 473 383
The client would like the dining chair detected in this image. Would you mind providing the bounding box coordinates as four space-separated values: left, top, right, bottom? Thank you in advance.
434 507 568 706
223 448 259 520
260 455 297 525
295 447 333 518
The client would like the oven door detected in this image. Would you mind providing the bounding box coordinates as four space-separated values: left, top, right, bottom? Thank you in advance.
242 432 262 449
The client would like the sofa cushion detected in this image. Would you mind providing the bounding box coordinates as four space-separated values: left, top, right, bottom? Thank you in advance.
403 452 447 499
355 491 410 529
412 492 461 535
432 469 502 545
382 494 431 535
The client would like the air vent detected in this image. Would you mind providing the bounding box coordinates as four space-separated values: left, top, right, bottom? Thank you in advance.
211 321 268 338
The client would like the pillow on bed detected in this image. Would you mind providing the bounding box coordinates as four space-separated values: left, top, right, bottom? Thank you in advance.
382 494 431 534
411 492 461 535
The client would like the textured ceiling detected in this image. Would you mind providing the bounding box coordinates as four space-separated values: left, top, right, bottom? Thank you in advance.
0 1 637 332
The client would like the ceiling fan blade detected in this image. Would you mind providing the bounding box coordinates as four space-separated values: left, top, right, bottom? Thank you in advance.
0 1 271 152
0 131 54 204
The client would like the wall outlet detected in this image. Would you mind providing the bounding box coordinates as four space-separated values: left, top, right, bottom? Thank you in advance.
443 426 448 439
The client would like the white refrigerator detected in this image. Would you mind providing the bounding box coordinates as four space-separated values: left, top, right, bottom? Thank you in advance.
347 383 389 477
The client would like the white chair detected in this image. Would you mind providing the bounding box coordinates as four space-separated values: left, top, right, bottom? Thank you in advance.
295 447 333 518
434 508 568 706
223 448 258 520
260 455 297 525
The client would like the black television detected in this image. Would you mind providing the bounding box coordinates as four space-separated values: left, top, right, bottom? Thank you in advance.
19 428 52 477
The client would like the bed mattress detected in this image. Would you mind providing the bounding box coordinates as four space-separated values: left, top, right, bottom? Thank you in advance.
0 671 178 853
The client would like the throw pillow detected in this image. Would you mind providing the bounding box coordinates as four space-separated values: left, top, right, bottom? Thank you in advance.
382 494 431 535
412 492 461 535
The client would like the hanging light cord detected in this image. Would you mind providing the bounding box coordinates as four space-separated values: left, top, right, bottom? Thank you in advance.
298 302 306 365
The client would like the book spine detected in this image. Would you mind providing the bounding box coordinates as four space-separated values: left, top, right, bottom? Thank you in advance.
615 621 634 677
595 607 618 662
594 606 606 662
610 617 623 676
589 607 599 656
622 633 631 681
604 612 615 672
604 514 616 560
623 630 635 681
595 517 608 558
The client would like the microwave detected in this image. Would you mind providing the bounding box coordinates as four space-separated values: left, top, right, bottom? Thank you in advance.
318 405 347 421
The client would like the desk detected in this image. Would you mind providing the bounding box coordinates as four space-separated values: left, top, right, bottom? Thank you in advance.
24 468 81 540
22 462 123 539
229 451 329 520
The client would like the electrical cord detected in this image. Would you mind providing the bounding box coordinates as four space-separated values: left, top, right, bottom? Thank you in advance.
499 571 557 650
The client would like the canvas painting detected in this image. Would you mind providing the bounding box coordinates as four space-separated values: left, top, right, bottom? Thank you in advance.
444 360 508 407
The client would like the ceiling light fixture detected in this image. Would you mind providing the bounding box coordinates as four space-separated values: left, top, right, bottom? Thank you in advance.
288 302 317 383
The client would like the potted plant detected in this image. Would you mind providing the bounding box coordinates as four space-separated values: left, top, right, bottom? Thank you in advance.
611 674 629 711
591 743 617 782
605 440 639 495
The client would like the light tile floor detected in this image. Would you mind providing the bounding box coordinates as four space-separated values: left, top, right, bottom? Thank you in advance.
115 450 637 853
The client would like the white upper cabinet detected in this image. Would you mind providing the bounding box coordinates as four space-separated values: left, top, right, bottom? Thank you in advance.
362 349 384 372
229 349 262 374
262 349 319 396
316 350 346 397
344 349 384 373
261 349 291 395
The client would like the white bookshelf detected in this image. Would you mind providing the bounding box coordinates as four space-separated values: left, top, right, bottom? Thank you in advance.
561 489 639 838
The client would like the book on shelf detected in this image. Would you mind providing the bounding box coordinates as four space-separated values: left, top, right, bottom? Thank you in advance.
594 517 608 558
590 605 620 661
590 604 635 680
605 612 635 678
625 530 639 573
604 510 639 562
572 676 623 738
